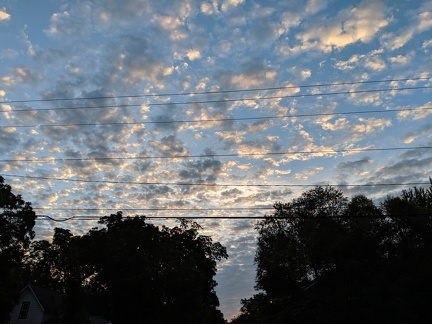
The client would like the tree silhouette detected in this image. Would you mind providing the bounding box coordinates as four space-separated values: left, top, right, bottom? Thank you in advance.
27 212 228 323
234 183 432 323
0 176 36 321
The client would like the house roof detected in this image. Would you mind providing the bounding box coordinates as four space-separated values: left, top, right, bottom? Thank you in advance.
23 284 65 313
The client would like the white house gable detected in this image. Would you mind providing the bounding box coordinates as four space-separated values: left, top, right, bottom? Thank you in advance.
10 287 45 324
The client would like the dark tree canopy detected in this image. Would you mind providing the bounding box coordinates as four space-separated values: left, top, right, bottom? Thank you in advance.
0 176 36 321
27 212 228 324
234 183 432 324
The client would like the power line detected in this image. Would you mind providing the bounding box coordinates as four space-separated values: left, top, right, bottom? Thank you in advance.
1 146 431 163
1 85 431 113
3 174 430 188
34 213 432 222
2 106 432 129
33 207 272 211
1 76 429 105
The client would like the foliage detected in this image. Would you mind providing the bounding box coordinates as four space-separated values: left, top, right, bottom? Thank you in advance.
0 176 36 321
236 183 432 323
27 213 228 324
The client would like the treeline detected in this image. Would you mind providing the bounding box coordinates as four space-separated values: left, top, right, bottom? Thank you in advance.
0 176 227 323
2 175 432 323
231 181 432 323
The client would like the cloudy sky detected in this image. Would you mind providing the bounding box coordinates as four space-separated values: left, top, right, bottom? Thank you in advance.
1 0 431 319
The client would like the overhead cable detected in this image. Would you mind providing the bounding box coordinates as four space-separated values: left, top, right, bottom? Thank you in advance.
1 85 431 113
1 76 430 105
2 174 430 188
2 106 432 129
1 146 431 163
33 213 432 222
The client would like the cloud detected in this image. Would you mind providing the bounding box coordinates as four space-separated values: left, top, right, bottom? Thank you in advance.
389 52 415 65
186 49 201 61
418 10 432 31
95 0 153 30
11 66 42 85
364 56 386 71
305 0 327 15
382 1 432 50
375 156 432 176
294 166 324 181
296 0 388 52
148 135 188 157
422 38 432 49
398 102 432 120
337 156 373 171
218 58 277 89
351 117 392 134
401 123 432 144
382 29 415 51
179 158 223 183
0 8 11 21
221 0 244 12
46 3 92 38
333 54 360 70
108 35 171 87
333 48 386 72
0 48 18 59
200 2 219 15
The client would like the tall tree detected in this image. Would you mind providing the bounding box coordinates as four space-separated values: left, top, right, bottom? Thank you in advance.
237 184 432 323
27 213 228 324
0 176 36 321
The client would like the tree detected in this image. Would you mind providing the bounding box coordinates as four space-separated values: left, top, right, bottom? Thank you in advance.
0 176 36 321
26 228 91 323
27 213 228 324
239 184 432 323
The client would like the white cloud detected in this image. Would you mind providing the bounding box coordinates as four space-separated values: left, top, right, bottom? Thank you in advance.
0 8 10 21
46 3 92 38
305 0 327 14
0 76 13 87
294 166 324 180
401 123 432 144
351 117 392 134
398 102 432 120
365 56 386 71
418 10 432 31
382 28 415 50
297 0 388 52
334 54 360 70
389 52 414 65
319 117 350 131
201 2 219 15
301 69 312 79
154 15 182 30
187 50 201 61
221 0 244 12
382 2 432 50
422 38 432 49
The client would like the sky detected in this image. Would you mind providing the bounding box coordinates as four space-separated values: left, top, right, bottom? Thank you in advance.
0 0 431 320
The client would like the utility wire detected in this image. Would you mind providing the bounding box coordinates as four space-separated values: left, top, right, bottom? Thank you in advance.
33 207 272 211
1 85 431 113
1 76 430 105
34 213 432 222
3 174 430 188
1 146 431 163
2 106 431 129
